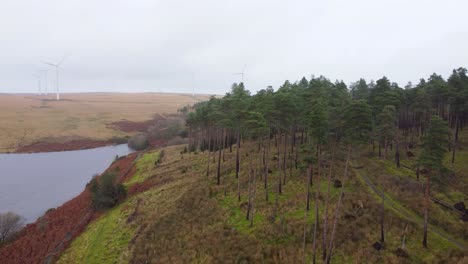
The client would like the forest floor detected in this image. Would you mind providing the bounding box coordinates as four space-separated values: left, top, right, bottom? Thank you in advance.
0 93 209 152
53 132 467 263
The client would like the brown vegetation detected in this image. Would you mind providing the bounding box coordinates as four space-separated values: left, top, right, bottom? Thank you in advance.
0 93 208 152
0 153 138 264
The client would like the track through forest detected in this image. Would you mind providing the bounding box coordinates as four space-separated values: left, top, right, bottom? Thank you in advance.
356 170 467 250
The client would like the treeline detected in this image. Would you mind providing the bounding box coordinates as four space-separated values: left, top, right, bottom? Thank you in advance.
181 67 467 262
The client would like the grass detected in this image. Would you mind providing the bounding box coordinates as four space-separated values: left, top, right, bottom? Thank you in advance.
124 150 160 187
353 164 466 255
219 193 265 235
56 201 136 264
56 140 467 263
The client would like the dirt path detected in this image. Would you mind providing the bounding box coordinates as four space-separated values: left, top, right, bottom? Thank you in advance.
356 170 467 250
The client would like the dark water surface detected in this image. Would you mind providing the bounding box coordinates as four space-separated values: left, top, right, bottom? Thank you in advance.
0 144 133 223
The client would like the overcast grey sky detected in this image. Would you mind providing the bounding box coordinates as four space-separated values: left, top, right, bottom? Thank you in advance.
1 0 467 95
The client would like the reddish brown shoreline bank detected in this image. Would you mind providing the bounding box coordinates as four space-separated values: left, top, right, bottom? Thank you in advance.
0 152 139 264
15 139 115 153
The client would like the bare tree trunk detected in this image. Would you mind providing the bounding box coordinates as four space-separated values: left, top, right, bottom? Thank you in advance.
384 140 388 159
250 156 258 227
380 187 385 243
422 174 430 248
295 136 299 169
206 127 211 177
322 143 336 261
236 126 241 201
452 115 459 164
303 166 310 263
274 133 281 218
213 129 218 163
278 133 282 194
312 146 321 264
378 141 381 157
306 163 312 211
265 132 271 202
395 120 401 168
282 132 287 185
326 145 351 264
246 159 253 220
217 129 223 185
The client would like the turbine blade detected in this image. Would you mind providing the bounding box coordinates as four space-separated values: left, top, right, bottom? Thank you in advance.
42 61 56 67
57 54 68 66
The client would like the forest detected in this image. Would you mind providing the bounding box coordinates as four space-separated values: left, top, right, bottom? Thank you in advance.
181 67 468 262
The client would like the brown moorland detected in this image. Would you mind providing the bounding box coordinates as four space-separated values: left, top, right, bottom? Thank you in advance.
0 93 209 152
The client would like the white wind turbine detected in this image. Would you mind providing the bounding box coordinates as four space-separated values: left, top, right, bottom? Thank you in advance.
38 70 48 95
233 65 246 83
38 69 48 95
35 73 42 95
43 56 66 100
191 72 195 97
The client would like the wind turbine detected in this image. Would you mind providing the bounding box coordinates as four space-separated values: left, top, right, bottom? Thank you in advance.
233 64 246 83
35 74 42 95
191 72 195 97
38 69 48 95
40 70 49 95
42 56 66 100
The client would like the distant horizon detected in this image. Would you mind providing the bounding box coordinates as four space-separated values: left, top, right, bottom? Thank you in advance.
1 1 467 95
0 91 219 96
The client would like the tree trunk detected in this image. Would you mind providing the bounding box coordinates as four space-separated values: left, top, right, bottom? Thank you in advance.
395 121 401 168
312 146 321 264
274 133 281 219
265 132 271 202
378 141 381 157
217 129 223 185
246 160 252 220
295 137 299 169
250 158 258 227
322 143 336 261
422 174 430 248
236 126 241 201
380 187 385 243
452 115 459 164
306 163 312 211
206 128 211 177
384 140 388 159
282 133 287 185
277 133 282 194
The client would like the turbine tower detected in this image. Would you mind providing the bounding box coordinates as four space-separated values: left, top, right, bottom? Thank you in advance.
233 65 246 83
38 69 48 95
191 72 195 97
43 56 66 100
35 74 42 95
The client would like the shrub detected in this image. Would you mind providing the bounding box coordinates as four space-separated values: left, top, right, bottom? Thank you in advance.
0 212 24 244
109 136 128 144
128 133 149 150
147 117 184 140
89 173 127 210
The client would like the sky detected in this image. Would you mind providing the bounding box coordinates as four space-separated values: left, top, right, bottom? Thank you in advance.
0 0 467 95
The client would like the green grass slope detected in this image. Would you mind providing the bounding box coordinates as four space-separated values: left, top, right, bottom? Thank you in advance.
57 137 467 263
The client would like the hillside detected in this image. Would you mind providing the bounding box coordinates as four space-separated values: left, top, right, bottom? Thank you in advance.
44 133 466 263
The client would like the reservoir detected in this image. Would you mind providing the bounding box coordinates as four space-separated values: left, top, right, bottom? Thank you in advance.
0 144 133 223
